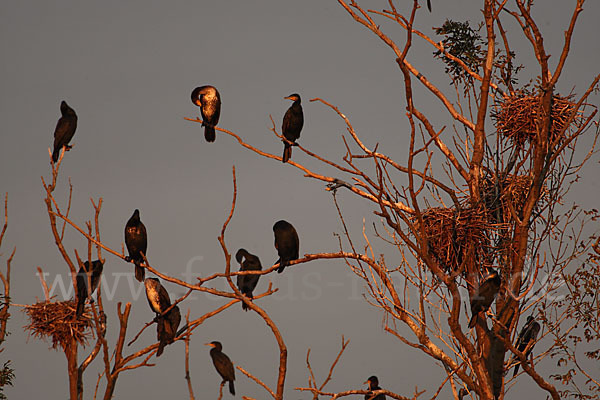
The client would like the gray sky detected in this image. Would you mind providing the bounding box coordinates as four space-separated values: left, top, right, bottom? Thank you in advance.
1 1 599 399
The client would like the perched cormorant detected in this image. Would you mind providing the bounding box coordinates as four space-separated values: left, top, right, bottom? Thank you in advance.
364 376 386 400
468 267 501 329
281 93 303 163
235 249 262 311
144 278 180 356
206 341 235 395
512 316 540 377
76 260 103 317
124 209 147 282
191 85 221 142
273 220 299 273
52 101 78 163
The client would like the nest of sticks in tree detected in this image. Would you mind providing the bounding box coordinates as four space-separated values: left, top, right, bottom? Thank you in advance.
481 174 533 224
24 300 92 350
492 93 583 143
417 206 493 274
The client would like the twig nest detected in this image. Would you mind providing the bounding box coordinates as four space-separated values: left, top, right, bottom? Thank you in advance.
24 300 92 350
492 93 582 143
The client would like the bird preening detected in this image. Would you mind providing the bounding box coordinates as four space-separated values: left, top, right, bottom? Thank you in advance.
124 209 148 282
512 315 540 377
235 248 262 311
52 100 78 163
468 267 501 329
76 259 103 317
144 278 181 357
273 220 300 273
281 93 303 163
364 376 386 400
206 341 236 395
191 85 221 142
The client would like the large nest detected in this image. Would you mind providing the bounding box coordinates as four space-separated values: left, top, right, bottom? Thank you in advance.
24 300 92 350
481 174 533 224
492 93 583 143
418 207 493 274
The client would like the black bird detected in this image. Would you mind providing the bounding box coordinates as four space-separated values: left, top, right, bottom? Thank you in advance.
206 341 235 395
273 220 299 273
52 101 78 163
76 260 103 317
458 388 468 399
144 278 180 356
124 209 147 282
512 316 540 377
426 0 432 12
191 85 221 142
235 249 262 311
364 376 386 400
281 93 303 163
468 268 501 329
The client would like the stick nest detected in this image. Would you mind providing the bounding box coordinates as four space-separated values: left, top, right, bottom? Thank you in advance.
481 174 534 224
492 93 583 143
24 300 92 350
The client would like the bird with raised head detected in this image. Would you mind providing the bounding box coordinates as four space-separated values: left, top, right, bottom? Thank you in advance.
273 220 299 273
144 278 180 357
235 249 262 311
281 93 303 163
468 267 501 329
364 376 386 400
512 315 540 377
191 85 221 142
124 209 147 282
206 341 235 395
76 260 103 317
52 101 78 163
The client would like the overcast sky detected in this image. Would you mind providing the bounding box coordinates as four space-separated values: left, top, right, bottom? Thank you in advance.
1 1 599 399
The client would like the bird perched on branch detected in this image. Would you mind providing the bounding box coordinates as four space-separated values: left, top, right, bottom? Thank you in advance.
512 315 540 377
281 93 303 163
191 85 221 142
235 249 262 311
144 278 181 357
124 209 147 282
273 220 299 273
206 341 235 395
76 260 103 317
364 376 386 400
468 267 501 329
52 101 78 163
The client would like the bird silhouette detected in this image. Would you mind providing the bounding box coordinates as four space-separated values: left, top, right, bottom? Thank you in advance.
273 220 299 273
144 278 180 357
124 209 147 282
206 341 235 395
364 375 386 400
235 249 262 311
52 101 78 163
76 260 103 317
512 315 540 377
281 93 303 163
191 85 221 142
468 267 501 329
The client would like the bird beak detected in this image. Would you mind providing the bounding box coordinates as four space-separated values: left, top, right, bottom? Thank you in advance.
364 380 369 385
204 342 214 347
284 96 291 100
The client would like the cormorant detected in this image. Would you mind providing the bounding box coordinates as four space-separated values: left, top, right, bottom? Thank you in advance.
364 376 386 400
281 93 303 163
191 85 221 142
235 249 262 311
52 101 78 163
76 260 103 317
124 209 147 282
512 315 540 377
206 341 235 395
468 267 501 329
144 278 180 356
273 220 299 273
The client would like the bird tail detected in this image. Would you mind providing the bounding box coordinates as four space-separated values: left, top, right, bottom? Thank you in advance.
241 293 253 311
468 313 478 329
276 258 286 274
229 380 235 395
204 125 216 142
134 262 145 282
76 297 85 318
156 318 167 357
512 363 521 377
52 147 61 163
282 143 292 163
